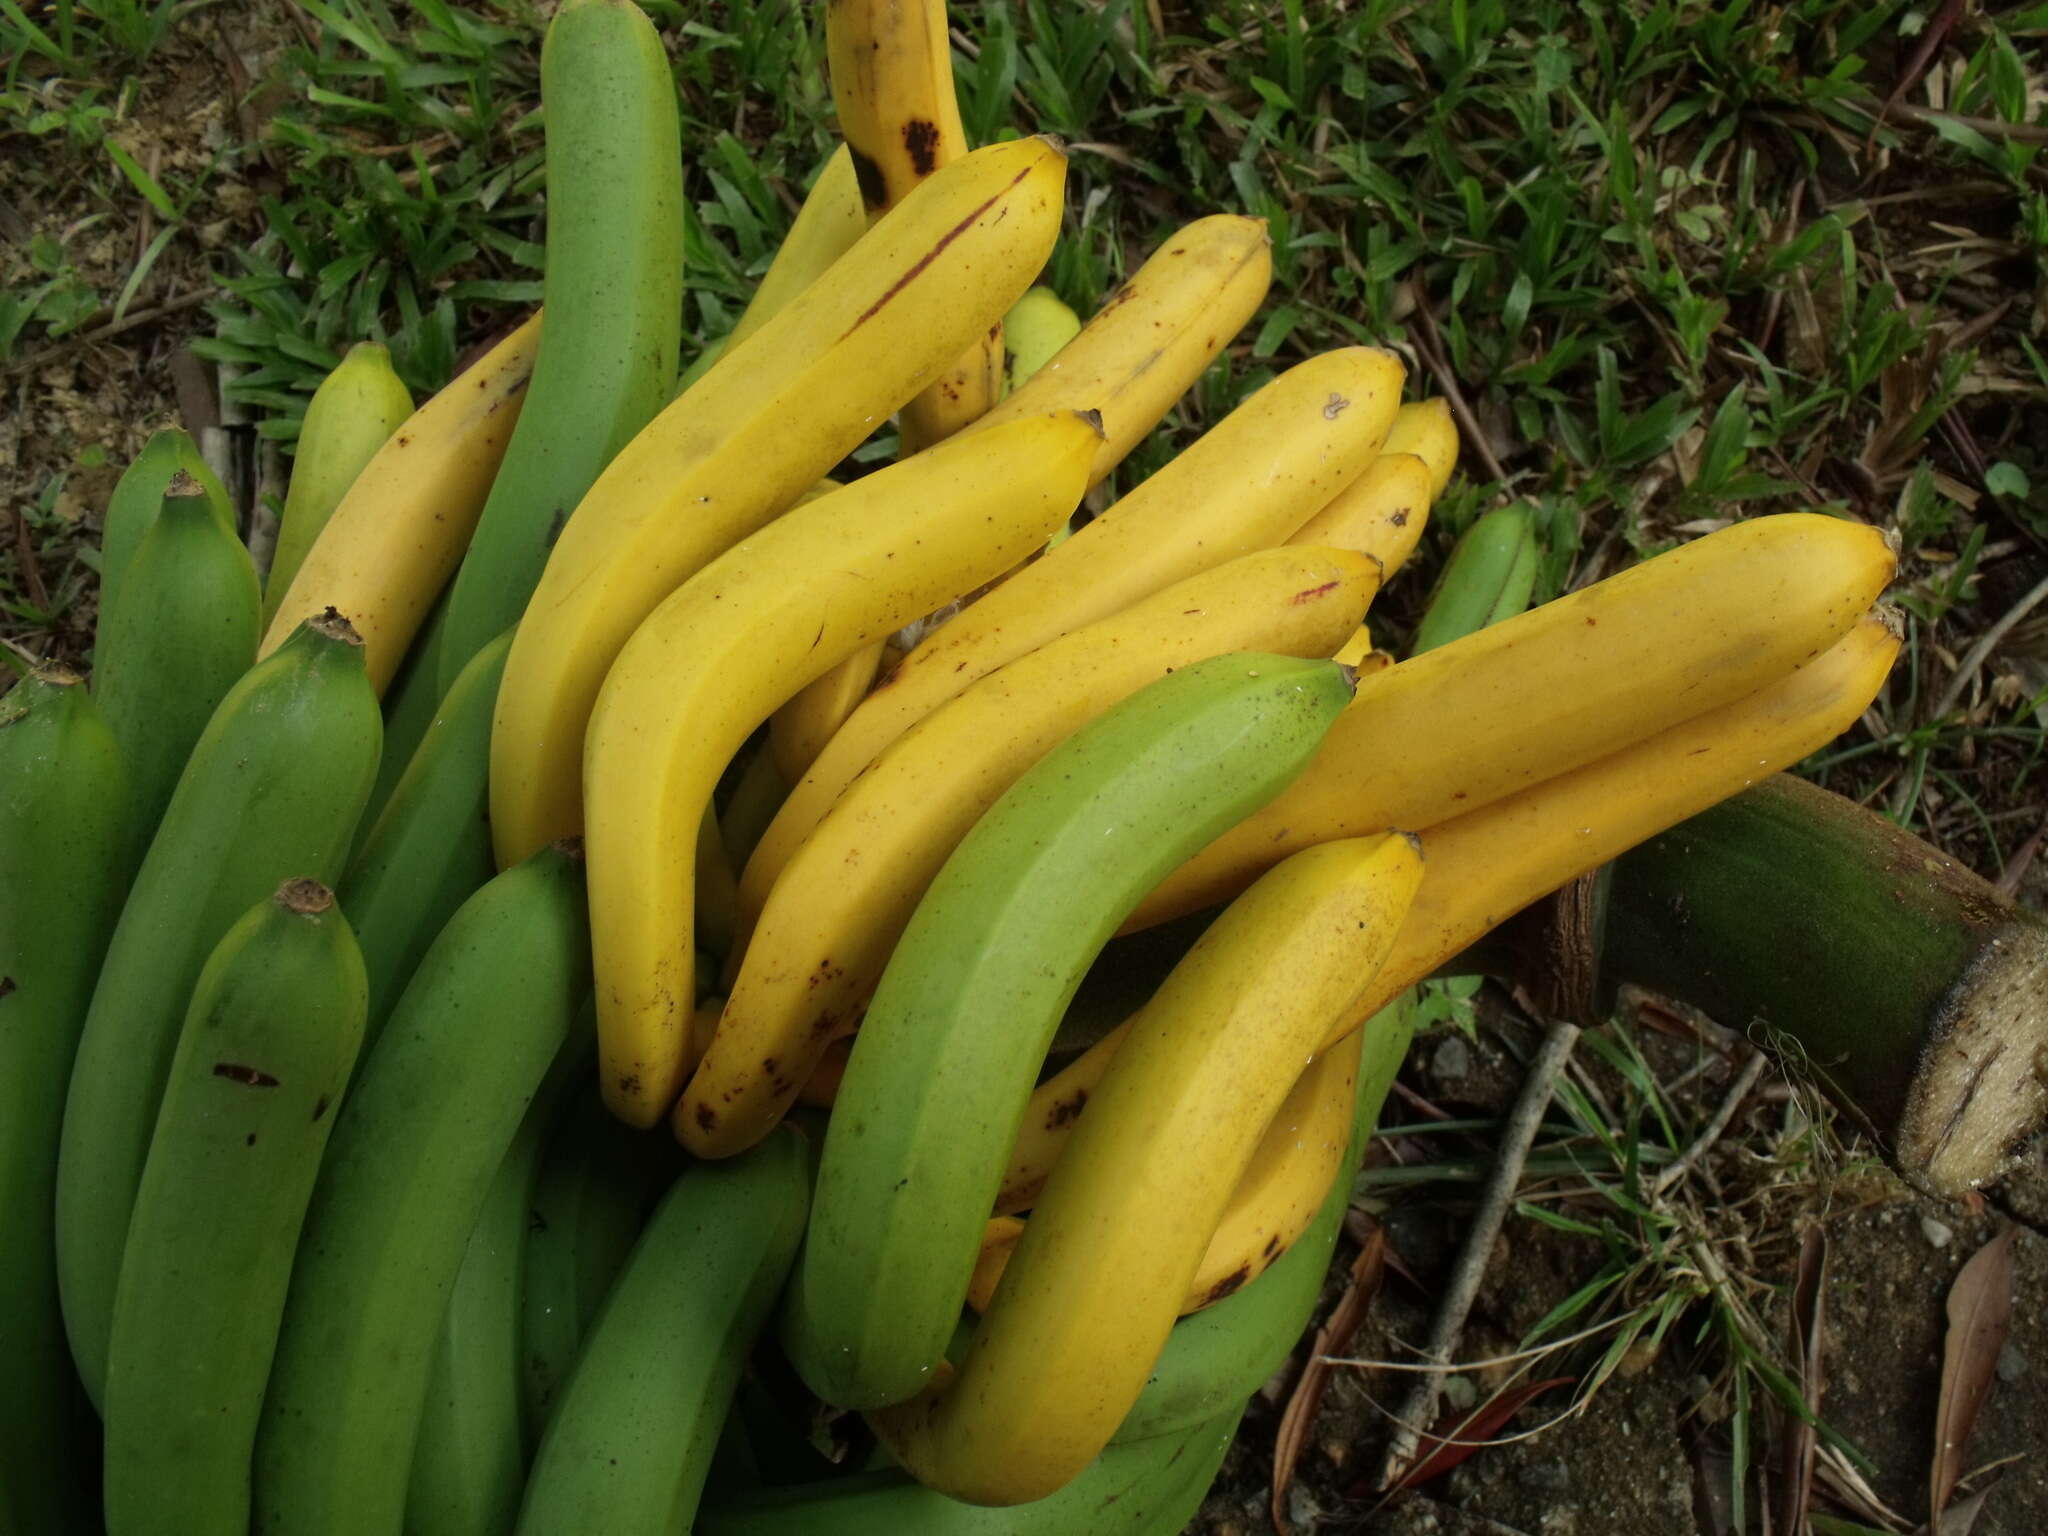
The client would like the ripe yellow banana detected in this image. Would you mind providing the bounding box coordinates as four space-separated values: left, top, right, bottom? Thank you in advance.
729 147 869 358
867 833 1424 1505
685 545 1382 1156
769 646 881 785
1126 513 1896 929
740 347 1406 916
1332 624 1375 668
261 316 541 693
992 606 1903 1198
491 135 1069 866
1288 451 1434 578
969 1028 1359 1314
1382 398 1460 498
966 213 1273 488
828 0 999 451
584 411 1099 1127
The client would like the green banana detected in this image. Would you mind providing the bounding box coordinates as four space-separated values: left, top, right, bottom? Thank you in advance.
406 1042 588 1536
1112 996 1415 1444
514 1125 811 1535
1409 505 1539 656
363 592 454 835
339 630 510 1042
56 610 380 1410
1001 286 1081 396
93 472 261 843
783 652 1358 1410
517 1089 666 1440
251 844 592 1536
264 342 414 625
697 1406 1244 1536
98 427 233 622
0 669 128 1535
102 880 367 1536
435 0 684 692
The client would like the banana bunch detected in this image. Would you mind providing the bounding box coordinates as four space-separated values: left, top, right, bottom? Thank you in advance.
0 0 1912 1532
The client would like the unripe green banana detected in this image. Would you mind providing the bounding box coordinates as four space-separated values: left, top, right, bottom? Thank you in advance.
1409 504 1539 656
264 343 415 624
102 879 367 1536
434 0 684 692
1001 286 1081 395
339 629 510 1042
98 427 233 622
518 1089 667 1440
406 1041 587 1536
696 1405 1244 1536
361 593 454 834
57 610 380 1409
1112 996 1415 1445
93 472 261 843
252 844 592 1536
783 652 1358 1409
514 1125 811 1536
0 669 128 1535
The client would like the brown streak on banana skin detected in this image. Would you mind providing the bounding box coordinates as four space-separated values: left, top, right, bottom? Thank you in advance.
1204 1265 1252 1304
1048 1088 1089 1127
212 1062 280 1087
1291 582 1341 604
839 162 1038 340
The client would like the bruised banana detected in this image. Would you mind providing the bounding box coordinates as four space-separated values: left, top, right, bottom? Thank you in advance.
1128 513 1897 929
57 612 380 1411
261 316 542 693
0 670 128 1535
781 654 1358 1410
92 472 261 844
677 146 868 394
436 0 683 691
868 835 1423 1505
969 1028 1361 1314
689 545 1382 1157
103 881 365 1536
997 608 1904 1187
491 136 1068 866
741 347 1405 913
966 213 1271 487
264 343 413 624
828 0 999 451
585 412 1098 1127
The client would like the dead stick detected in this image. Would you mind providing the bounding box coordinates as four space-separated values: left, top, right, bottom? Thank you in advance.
0 288 213 379
1649 1051 1768 1197
1375 1016 1580 1489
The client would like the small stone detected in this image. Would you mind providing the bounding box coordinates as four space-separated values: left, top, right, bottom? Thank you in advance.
1998 1341 2027 1383
1442 1374 1478 1410
1921 1215 1954 1248
1432 1034 1473 1081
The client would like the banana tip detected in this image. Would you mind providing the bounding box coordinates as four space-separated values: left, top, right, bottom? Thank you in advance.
308 607 365 647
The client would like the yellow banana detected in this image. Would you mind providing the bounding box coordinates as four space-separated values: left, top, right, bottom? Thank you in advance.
1382 398 1460 498
867 834 1425 1505
966 213 1273 488
1332 625 1374 668
1126 513 1896 929
260 316 541 693
769 645 883 784
585 412 1099 1127
969 1029 1359 1314
1288 451 1433 578
491 136 1069 866
739 347 1406 916
993 606 1902 1200
828 0 999 451
685 545 1383 1156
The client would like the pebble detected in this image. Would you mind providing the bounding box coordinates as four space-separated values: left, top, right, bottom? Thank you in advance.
1998 1341 2027 1383
1920 1215 1954 1248
1432 1034 1473 1081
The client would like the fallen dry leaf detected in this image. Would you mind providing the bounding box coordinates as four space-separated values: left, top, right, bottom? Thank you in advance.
1270 1224 1385 1534
1782 1225 1828 1536
1379 1375 1575 1494
1930 1225 2016 1530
